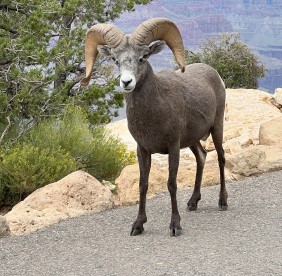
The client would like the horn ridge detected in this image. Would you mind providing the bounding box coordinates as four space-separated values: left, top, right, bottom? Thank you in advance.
132 18 185 72
81 24 124 86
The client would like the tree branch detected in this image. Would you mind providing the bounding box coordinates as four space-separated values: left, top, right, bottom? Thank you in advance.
0 24 19 36
0 115 11 147
0 4 28 15
0 59 12 66
10 118 35 145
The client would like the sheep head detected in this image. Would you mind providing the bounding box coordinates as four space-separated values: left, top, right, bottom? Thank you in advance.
81 18 186 92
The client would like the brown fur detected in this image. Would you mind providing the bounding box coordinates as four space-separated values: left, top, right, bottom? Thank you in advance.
126 63 228 237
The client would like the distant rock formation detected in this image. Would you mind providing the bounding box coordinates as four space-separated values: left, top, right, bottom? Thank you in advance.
116 0 282 91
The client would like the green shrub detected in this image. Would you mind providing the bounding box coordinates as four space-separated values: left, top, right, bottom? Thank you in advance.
0 105 135 206
25 106 136 181
185 33 266 89
82 126 136 181
0 144 77 205
26 105 93 158
0 179 6 205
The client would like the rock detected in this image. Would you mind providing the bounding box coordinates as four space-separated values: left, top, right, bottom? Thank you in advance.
225 147 266 179
5 171 116 236
272 88 282 108
116 163 166 205
259 116 282 146
223 134 255 154
225 145 282 180
0 216 11 238
223 89 280 146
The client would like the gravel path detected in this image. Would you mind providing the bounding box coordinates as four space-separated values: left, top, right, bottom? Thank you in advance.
1 170 282 276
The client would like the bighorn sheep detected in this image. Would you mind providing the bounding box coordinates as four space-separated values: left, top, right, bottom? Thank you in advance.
81 18 228 237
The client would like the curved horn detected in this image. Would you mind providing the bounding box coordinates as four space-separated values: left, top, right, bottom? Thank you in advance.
132 18 185 72
81 24 125 86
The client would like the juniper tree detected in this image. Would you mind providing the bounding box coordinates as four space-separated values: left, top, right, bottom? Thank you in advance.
0 0 151 145
185 34 266 89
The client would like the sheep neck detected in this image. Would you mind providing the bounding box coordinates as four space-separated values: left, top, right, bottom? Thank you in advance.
124 63 169 152
124 63 160 113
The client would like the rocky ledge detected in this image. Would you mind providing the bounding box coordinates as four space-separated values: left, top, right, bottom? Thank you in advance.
109 88 282 204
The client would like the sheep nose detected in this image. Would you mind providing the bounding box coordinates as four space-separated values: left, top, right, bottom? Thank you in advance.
122 79 132 88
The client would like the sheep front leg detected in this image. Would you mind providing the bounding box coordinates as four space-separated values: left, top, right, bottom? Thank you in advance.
130 145 151 236
168 142 182 237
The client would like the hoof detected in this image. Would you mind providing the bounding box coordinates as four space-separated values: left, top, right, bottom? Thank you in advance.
187 194 201 211
187 202 198 211
170 227 182 237
218 199 228 211
130 226 144 236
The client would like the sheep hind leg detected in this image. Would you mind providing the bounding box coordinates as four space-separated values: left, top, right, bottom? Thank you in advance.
168 141 182 237
130 145 151 236
187 141 207 211
211 126 228 210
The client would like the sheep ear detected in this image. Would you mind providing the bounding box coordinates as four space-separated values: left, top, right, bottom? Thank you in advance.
148 41 166 56
97 45 113 57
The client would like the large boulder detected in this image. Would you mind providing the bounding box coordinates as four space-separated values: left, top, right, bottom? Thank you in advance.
259 116 282 146
0 216 10 238
226 145 282 180
5 171 116 236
